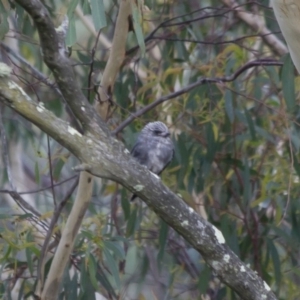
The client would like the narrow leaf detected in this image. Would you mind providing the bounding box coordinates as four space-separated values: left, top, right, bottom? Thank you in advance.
244 109 256 140
0 9 9 40
103 240 125 260
225 89 234 123
157 220 169 269
34 162 40 185
131 1 145 55
281 54 295 113
90 0 107 31
267 239 281 288
66 17 77 47
126 205 137 237
103 248 120 289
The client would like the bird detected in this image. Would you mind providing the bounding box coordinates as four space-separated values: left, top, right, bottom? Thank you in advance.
130 121 174 201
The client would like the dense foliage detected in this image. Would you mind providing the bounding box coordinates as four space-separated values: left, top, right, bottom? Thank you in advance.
0 0 299 299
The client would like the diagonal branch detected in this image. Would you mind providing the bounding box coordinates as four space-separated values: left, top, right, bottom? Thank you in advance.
221 0 288 56
14 0 108 136
0 64 277 300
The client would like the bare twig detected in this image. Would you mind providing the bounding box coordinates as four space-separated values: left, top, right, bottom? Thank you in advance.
222 0 288 56
47 135 56 207
113 59 283 134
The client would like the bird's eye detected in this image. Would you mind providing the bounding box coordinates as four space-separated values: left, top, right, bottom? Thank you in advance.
153 130 162 135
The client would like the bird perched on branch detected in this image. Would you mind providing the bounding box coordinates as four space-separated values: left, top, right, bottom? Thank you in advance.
130 121 174 201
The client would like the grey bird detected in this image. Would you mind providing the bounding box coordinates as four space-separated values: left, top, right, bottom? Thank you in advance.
130 121 174 201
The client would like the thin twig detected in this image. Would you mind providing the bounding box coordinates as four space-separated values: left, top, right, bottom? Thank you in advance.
47 135 56 207
113 59 283 134
0 174 78 195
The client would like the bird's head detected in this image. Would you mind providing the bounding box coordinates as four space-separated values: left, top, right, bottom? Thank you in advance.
143 121 171 138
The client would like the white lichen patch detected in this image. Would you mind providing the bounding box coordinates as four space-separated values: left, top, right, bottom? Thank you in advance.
8 81 32 101
0 63 12 77
81 106 85 111
197 220 204 229
212 225 225 244
261 295 267 300
124 148 130 154
86 139 93 144
223 254 230 263
36 102 45 112
55 16 69 34
181 220 189 226
188 207 194 213
240 266 246 272
263 281 271 291
211 260 221 270
133 184 144 192
67 126 82 137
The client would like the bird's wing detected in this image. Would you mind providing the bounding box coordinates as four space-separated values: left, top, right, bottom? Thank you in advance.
157 144 175 175
131 141 149 166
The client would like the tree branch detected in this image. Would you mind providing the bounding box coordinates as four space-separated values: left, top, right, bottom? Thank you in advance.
222 0 288 56
271 0 300 73
14 0 108 136
0 64 277 300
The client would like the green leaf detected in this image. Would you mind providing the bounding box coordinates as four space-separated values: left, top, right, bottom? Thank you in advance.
15 4 25 29
126 205 137 237
0 9 9 40
198 266 211 294
121 189 131 221
95 265 116 296
90 0 107 31
103 240 125 260
53 158 65 180
81 0 91 15
267 239 281 289
157 219 168 269
25 239 33 275
225 89 234 123
206 123 217 162
34 162 40 185
67 0 79 16
293 154 300 177
87 254 99 291
242 158 250 205
281 54 296 113
69 272 78 300
66 17 77 47
79 259 96 300
131 1 145 55
244 109 256 140
103 248 120 289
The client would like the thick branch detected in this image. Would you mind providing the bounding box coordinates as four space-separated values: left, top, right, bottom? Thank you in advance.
95 0 132 120
271 0 300 73
222 0 288 56
0 68 277 300
14 0 108 136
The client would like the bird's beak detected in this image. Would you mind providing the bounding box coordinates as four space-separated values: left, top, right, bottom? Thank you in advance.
164 132 170 137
